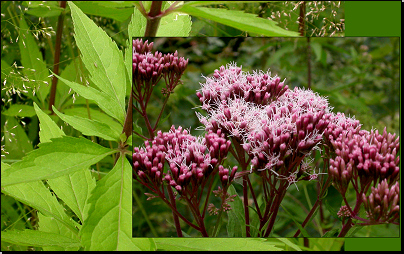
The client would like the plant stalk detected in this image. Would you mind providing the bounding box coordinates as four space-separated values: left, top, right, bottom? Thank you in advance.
48 1 67 113
144 1 163 37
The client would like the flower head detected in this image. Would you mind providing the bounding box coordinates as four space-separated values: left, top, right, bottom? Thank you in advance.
362 179 399 223
133 126 232 195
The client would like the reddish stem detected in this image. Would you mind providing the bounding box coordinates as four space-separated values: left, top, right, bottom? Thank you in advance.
49 1 67 113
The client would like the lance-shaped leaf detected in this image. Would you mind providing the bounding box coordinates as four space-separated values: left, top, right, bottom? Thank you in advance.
2 162 77 233
80 156 140 251
1 229 81 248
1 136 116 187
34 102 65 143
69 1 127 124
35 102 96 226
37 213 81 251
177 5 299 37
51 72 124 126
18 15 51 105
53 106 121 142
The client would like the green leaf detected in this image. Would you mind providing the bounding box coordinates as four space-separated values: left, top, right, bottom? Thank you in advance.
1 229 81 248
280 204 310 237
226 184 245 237
1 136 116 187
3 104 36 117
177 6 299 37
24 1 63 17
132 238 157 251
73 1 134 22
266 44 294 66
53 106 121 141
63 107 123 136
18 15 51 105
35 102 96 227
47 169 96 224
276 238 302 251
33 102 65 143
128 7 147 37
310 238 345 251
154 238 282 251
182 1 271 7
68 1 127 124
2 116 33 160
1 180 76 233
80 156 139 251
156 11 191 36
51 72 125 126
37 213 81 251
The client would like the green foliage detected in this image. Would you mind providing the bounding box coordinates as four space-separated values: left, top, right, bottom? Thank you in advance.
2 0 394 251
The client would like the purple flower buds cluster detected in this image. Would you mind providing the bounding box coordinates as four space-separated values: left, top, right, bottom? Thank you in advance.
161 51 189 95
242 87 331 176
132 39 189 102
337 205 351 218
329 127 400 196
196 63 288 111
133 126 233 195
218 165 238 187
324 112 362 143
362 179 399 223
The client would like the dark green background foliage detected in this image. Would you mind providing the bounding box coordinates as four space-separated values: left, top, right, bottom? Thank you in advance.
133 37 400 237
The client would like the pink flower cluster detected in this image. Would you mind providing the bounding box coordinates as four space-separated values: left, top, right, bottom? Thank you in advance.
328 127 400 196
132 39 189 101
133 126 234 194
362 179 399 223
197 68 333 181
196 63 289 111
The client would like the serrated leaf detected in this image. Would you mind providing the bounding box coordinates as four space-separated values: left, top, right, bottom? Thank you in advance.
80 156 139 251
73 1 134 22
51 72 125 125
156 12 191 36
128 7 147 37
68 1 127 124
37 213 81 251
1 180 76 232
33 102 65 143
1 136 116 187
47 169 96 224
63 107 123 135
18 15 51 105
35 102 96 225
1 229 81 248
53 106 120 141
154 238 282 251
3 104 36 117
177 6 299 37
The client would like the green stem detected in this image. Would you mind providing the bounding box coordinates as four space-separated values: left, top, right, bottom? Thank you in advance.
132 190 159 237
